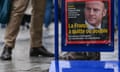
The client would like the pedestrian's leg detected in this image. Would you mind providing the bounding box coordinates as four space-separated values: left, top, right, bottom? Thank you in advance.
1 0 29 60
30 0 46 48
5 0 29 47
30 0 54 57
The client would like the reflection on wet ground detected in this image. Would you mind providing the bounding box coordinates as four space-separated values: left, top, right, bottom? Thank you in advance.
0 39 54 72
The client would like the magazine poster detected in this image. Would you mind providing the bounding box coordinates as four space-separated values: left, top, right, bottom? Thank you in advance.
65 0 111 44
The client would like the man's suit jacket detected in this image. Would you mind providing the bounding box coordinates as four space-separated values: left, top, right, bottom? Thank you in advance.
75 21 109 40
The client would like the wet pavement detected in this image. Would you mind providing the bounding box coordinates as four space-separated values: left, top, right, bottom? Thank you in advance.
0 40 54 72
0 24 55 72
0 23 119 72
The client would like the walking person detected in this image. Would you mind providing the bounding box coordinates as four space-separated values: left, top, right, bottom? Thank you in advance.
0 0 54 60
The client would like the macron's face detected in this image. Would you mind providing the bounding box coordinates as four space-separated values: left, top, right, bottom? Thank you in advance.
84 1 106 27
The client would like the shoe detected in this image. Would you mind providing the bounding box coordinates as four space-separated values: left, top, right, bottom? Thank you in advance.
30 46 54 57
60 52 100 60
0 45 12 60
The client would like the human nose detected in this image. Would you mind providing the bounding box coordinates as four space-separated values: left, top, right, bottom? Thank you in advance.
89 10 94 15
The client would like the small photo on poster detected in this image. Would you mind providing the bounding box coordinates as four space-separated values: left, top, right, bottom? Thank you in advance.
65 0 111 44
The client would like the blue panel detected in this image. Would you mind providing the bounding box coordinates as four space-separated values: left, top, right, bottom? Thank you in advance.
67 61 119 68
49 61 119 72
62 69 113 72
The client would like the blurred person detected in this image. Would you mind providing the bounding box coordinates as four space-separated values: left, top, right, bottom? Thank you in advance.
21 14 31 29
58 0 62 22
44 0 53 30
60 1 108 60
0 0 54 60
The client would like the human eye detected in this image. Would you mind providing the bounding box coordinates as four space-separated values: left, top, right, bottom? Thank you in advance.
94 9 100 12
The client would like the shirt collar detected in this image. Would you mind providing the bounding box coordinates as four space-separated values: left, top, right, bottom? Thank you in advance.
85 20 101 29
